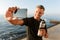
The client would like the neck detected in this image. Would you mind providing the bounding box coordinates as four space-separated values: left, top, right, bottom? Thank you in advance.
34 16 40 21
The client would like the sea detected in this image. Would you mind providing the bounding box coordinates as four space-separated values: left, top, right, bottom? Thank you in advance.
0 14 60 40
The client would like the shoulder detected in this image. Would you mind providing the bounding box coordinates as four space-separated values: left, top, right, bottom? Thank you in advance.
22 17 34 21
22 17 34 26
25 17 34 20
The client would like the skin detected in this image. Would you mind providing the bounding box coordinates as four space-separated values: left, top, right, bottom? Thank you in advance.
34 7 44 21
5 6 48 38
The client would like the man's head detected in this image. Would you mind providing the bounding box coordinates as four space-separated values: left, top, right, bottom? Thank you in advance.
34 5 45 20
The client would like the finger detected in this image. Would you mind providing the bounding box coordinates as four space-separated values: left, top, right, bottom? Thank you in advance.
7 7 17 13
8 7 12 11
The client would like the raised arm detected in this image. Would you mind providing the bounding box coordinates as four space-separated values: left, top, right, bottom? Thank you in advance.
5 7 24 25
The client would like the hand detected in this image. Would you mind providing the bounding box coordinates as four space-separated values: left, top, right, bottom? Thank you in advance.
37 29 46 36
5 7 24 25
8 7 18 13
44 33 48 38
5 7 19 25
37 29 43 36
6 7 19 19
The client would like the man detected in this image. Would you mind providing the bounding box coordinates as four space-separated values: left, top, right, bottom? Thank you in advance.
5 5 48 40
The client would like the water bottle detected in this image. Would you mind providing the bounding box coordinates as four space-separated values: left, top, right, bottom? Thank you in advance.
37 20 46 36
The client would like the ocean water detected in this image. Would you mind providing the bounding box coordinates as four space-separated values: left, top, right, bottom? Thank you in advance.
0 14 60 40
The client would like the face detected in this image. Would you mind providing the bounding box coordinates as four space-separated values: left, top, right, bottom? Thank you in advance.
34 8 44 18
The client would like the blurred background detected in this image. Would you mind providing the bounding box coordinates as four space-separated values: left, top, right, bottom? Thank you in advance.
0 0 60 40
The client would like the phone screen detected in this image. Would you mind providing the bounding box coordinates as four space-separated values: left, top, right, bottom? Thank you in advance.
13 9 27 19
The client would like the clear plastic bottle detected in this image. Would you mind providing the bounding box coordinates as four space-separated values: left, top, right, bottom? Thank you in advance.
37 20 46 36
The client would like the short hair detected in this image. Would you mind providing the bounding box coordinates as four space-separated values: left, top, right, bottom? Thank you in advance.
36 5 45 11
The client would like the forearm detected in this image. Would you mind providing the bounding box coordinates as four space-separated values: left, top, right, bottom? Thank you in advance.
7 18 24 25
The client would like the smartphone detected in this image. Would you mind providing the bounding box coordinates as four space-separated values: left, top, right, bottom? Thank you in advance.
13 8 27 19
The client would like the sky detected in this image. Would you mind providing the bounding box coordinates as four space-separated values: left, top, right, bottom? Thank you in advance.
0 0 60 17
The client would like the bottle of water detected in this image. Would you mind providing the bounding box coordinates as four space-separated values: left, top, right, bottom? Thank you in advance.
37 20 46 36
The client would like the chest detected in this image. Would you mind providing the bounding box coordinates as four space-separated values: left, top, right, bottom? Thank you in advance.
28 20 40 30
